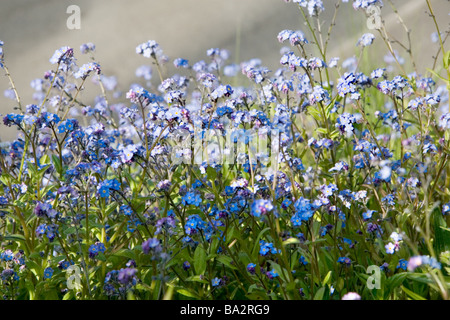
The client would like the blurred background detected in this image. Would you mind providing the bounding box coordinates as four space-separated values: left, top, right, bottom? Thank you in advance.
0 0 448 141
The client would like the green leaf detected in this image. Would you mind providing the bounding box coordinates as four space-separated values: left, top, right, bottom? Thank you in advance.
330 130 340 139
401 285 427 300
387 273 407 292
136 283 153 292
52 155 62 174
252 227 270 258
229 287 240 300
325 94 338 113
44 289 60 300
269 261 288 283
50 255 66 263
282 237 300 246
302 238 327 245
177 288 200 299
0 173 12 185
237 252 252 268
123 171 137 193
307 106 322 122
426 68 448 82
322 271 332 287
226 226 241 246
63 226 76 236
4 234 27 244
407 273 435 285
40 154 50 165
193 246 207 275
444 50 450 69
26 260 42 277
433 208 450 254
185 275 209 284
96 253 106 261
112 249 136 261
315 127 328 135
105 202 119 216
314 286 326 300
25 281 36 300
247 284 269 299
207 166 217 180
210 237 219 255
29 252 42 260
216 255 237 270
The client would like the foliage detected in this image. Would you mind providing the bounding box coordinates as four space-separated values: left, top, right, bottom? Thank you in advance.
0 0 449 300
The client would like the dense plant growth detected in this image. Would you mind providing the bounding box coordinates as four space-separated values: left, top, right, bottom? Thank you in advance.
0 0 449 300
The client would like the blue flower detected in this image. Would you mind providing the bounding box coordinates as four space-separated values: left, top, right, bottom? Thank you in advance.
247 263 257 274
266 269 278 279
3 113 24 127
58 260 73 270
1 269 19 282
251 199 273 218
443 203 450 215
281 198 292 209
173 58 189 68
1 249 14 261
44 267 54 279
363 210 376 220
80 42 95 54
89 244 99 257
105 179 121 191
299 255 308 265
382 194 396 206
309 85 329 104
291 213 303 227
337 257 352 266
259 240 279 256
211 277 222 287
74 62 101 79
117 268 137 285
135 65 152 80
43 112 61 125
407 255 441 271
49 46 73 64
336 113 357 135
120 205 133 216
192 179 203 189
0 196 8 205
98 185 110 198
183 261 191 271
89 242 106 259
385 242 396 254
377 80 394 94
277 29 308 46
408 97 424 110
397 259 408 271
142 238 162 256
357 33 375 47
182 192 202 206
185 214 206 235
136 40 162 59
371 68 386 79
293 197 315 222
57 122 67 133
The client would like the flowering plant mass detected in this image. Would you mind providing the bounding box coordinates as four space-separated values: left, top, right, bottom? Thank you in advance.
0 0 449 300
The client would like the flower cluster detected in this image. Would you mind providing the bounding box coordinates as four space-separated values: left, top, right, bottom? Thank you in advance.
0 0 448 301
